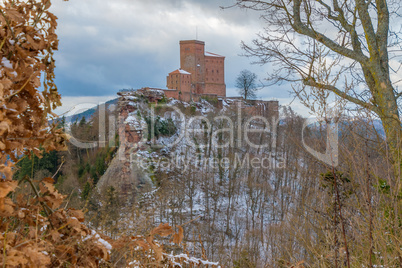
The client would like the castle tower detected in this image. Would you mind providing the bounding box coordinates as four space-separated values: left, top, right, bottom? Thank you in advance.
180 40 206 94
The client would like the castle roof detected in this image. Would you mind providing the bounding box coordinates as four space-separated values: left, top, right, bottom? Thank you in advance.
205 51 224 58
169 69 191 75
180 40 205 45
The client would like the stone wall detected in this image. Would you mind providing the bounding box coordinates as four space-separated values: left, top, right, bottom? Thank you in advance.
205 54 225 97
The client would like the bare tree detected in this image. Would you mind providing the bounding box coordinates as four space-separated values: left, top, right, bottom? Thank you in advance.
235 69 259 100
231 1 402 266
233 0 402 174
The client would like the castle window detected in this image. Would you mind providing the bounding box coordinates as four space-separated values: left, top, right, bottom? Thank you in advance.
212 70 214 73
217 70 219 74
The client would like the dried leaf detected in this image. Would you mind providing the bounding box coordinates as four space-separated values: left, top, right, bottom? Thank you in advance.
17 210 25 218
150 223 174 237
49 230 61 242
68 208 85 222
0 197 14 216
133 239 150 251
171 226 184 245
4 249 29 266
0 180 18 198
146 235 163 262
22 246 51 267
0 121 10 136
5 9 25 24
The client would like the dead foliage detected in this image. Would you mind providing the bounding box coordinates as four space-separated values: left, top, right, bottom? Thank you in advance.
1 177 111 267
0 1 110 266
112 223 220 267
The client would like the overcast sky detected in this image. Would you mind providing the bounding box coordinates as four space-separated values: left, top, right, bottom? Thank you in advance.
50 0 308 115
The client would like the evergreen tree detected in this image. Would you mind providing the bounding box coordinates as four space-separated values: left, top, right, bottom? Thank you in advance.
81 182 91 200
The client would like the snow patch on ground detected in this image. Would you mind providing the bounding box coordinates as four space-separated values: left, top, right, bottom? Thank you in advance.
83 230 112 252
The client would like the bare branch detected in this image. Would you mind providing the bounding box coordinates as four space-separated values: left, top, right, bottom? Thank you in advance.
292 0 369 64
303 78 378 112
356 0 381 61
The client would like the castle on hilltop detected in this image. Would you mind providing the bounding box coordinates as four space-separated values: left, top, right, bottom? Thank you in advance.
126 39 278 117
164 40 226 101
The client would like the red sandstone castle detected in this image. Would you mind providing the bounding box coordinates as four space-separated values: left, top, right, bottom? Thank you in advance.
128 40 278 119
164 40 226 101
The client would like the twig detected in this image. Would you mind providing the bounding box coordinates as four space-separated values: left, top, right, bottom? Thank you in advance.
63 189 75 210
181 216 201 227
3 224 8 268
12 241 30 249
0 8 15 40
23 176 54 229
365 140 373 268
331 170 351 268
52 159 64 179
334 175 338 268
5 72 36 101
0 37 6 51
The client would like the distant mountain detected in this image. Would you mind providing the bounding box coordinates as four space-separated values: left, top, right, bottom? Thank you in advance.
303 117 385 138
64 98 119 124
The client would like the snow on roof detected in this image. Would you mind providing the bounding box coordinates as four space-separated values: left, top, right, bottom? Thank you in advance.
169 69 191 75
205 51 224 58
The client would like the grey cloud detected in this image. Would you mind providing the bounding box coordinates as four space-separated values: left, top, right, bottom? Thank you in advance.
49 0 280 102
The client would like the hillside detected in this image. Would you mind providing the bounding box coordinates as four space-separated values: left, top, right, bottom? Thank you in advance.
77 90 393 267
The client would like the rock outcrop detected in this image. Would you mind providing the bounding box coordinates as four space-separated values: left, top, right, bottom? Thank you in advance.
96 90 150 200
